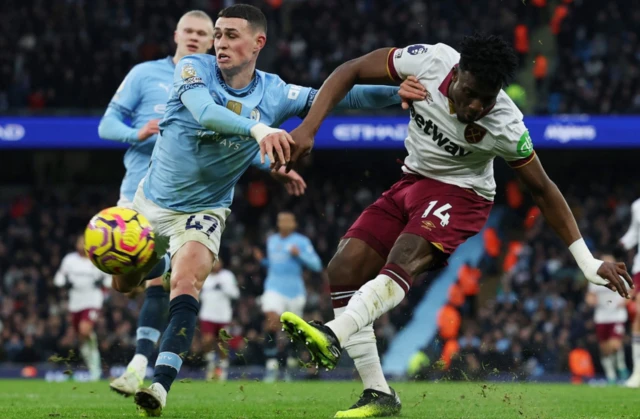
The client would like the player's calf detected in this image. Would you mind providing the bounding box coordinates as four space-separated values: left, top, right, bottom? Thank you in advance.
326 234 444 346
136 241 212 415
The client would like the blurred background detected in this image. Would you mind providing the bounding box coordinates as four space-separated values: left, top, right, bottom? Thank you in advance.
1 0 639 384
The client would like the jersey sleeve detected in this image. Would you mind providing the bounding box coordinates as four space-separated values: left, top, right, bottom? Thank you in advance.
53 255 69 287
222 271 240 299
274 78 316 120
620 201 640 250
386 44 437 82
494 120 536 168
174 56 209 99
109 65 143 116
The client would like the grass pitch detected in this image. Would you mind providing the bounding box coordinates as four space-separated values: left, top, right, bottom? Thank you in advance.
0 379 638 418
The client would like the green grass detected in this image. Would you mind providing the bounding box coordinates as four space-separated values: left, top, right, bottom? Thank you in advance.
0 379 638 418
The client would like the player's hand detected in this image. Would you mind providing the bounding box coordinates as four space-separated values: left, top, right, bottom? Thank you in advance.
585 259 633 298
595 261 634 298
253 247 264 262
283 126 315 173
259 131 294 169
399 76 427 110
270 167 307 196
290 246 300 257
138 119 160 141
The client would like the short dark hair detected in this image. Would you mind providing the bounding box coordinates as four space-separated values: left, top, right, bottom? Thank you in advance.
459 33 517 88
218 4 267 33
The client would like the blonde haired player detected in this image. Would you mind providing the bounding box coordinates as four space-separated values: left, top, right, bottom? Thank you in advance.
586 254 629 384
54 235 110 381
199 258 239 381
101 10 217 396
621 198 640 387
101 9 308 396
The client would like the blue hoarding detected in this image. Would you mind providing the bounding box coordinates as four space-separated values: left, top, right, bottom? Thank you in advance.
0 115 638 149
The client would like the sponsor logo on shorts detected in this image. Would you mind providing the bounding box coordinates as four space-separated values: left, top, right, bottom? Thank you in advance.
421 220 435 231
464 123 487 144
410 105 473 157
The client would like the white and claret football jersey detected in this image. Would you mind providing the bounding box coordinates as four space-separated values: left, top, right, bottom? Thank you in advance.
386 43 535 200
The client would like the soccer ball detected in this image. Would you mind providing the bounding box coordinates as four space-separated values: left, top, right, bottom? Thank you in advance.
84 206 155 275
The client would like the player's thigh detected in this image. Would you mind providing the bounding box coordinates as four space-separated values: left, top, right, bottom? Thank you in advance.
329 191 407 288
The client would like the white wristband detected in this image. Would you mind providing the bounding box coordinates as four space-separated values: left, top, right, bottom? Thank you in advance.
250 123 281 144
569 238 605 284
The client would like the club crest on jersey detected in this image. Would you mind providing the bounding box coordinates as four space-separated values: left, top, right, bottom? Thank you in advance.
464 123 487 144
250 108 261 121
407 44 428 55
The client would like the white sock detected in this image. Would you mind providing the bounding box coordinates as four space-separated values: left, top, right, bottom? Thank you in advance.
80 341 93 372
333 307 390 394
327 275 405 345
90 346 101 379
616 347 627 372
601 354 617 381
219 358 229 381
128 354 149 378
632 334 640 375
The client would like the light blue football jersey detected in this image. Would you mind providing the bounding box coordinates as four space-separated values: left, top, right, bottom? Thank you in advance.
145 54 401 212
262 232 322 298
104 56 175 201
145 54 318 212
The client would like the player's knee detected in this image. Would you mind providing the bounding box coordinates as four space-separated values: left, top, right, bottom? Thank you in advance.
170 271 201 297
111 274 140 293
387 234 445 279
611 339 623 352
264 312 280 331
78 322 93 339
327 239 377 286
201 334 214 347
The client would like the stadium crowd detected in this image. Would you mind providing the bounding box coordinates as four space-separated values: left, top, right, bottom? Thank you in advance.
1 0 638 114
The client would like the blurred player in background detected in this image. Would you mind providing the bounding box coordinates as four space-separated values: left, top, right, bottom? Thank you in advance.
100 9 308 397
253 211 322 382
105 4 423 415
99 10 215 397
585 254 629 385
281 34 633 417
620 197 640 387
54 235 110 381
199 258 239 381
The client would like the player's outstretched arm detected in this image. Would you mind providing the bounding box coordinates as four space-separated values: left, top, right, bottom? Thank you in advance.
333 78 426 111
284 48 395 171
514 155 633 298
